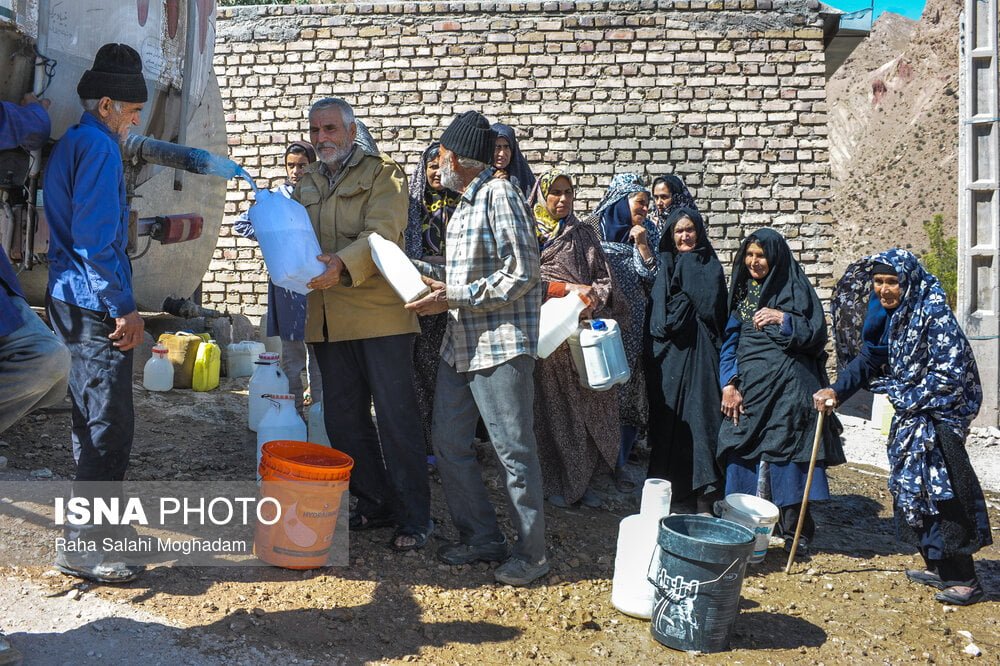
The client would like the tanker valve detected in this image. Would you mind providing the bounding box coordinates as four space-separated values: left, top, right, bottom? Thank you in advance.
137 214 204 244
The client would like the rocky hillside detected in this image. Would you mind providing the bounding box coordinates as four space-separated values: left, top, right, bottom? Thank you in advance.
827 0 962 276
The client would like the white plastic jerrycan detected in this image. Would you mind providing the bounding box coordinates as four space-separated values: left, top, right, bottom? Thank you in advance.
256 393 307 483
227 341 266 378
247 189 326 295
567 318 630 391
611 478 672 619
537 292 588 359
307 401 331 447
248 352 290 432
142 344 174 391
369 232 431 303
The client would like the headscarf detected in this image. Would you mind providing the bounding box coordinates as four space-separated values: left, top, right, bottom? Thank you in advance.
729 228 827 355
651 175 696 230
490 123 536 198
354 119 379 155
831 249 982 526
529 167 576 248
653 206 727 336
285 140 316 164
405 141 460 258
588 173 648 243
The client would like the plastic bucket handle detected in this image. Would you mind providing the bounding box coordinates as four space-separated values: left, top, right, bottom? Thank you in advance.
647 543 744 599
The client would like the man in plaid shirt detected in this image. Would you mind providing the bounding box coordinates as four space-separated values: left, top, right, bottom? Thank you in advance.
407 111 548 586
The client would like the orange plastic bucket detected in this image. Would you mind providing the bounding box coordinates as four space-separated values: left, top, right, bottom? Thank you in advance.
254 440 353 569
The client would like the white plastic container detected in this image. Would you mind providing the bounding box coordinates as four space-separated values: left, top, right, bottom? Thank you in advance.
537 293 587 359
248 352 290 432
369 232 431 303
567 319 630 391
247 189 326 295
227 341 266 378
719 493 780 564
307 401 331 447
255 393 307 483
142 344 174 392
611 478 673 619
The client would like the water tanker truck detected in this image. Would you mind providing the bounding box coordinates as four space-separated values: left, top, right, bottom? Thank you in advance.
0 0 230 312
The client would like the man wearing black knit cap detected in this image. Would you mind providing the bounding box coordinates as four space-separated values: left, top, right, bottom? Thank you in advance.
407 111 548 586
44 43 148 584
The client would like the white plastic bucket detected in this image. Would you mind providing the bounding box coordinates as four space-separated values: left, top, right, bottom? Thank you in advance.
719 493 780 564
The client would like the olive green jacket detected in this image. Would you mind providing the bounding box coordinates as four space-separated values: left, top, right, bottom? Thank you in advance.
293 147 419 342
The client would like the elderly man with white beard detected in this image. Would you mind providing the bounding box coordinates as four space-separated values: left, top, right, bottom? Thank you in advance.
406 111 547 586
292 97 432 552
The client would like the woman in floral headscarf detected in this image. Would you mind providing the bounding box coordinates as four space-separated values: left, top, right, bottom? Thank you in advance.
528 168 625 508
491 123 536 200
814 250 991 606
650 175 697 234
404 142 461 448
587 173 659 491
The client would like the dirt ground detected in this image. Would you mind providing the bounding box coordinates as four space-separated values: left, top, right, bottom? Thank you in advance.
1 376 997 665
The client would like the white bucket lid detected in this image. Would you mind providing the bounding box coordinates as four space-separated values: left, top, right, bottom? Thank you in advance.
724 493 779 520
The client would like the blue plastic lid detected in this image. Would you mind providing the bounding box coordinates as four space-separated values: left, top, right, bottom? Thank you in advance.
591 319 607 331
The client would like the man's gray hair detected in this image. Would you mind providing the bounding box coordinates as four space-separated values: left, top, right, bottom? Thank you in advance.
309 97 355 127
455 154 489 171
81 98 123 113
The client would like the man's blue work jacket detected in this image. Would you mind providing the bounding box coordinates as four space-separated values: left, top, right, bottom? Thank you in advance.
43 112 134 318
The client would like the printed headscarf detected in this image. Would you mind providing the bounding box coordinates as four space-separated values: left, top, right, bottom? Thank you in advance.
490 123 536 199
650 174 697 231
354 119 379 155
405 142 460 259
529 167 576 248
831 249 982 527
587 173 648 243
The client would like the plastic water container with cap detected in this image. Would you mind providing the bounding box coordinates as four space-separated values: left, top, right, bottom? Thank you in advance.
142 344 173 391
255 393 307 483
307 402 331 448
567 318 630 391
537 292 588 359
227 341 266 378
249 352 289 432
611 478 672 618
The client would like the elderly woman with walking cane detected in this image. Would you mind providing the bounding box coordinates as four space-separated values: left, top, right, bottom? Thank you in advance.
717 229 844 556
813 249 992 606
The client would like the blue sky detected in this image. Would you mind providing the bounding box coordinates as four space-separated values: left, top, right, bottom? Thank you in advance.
827 0 927 20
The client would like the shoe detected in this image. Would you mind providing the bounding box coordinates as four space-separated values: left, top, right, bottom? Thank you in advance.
54 552 142 584
613 467 636 493
494 557 550 586
437 538 510 565
906 569 946 590
547 495 571 508
389 521 434 552
0 631 23 666
935 584 986 606
581 488 602 508
784 537 811 558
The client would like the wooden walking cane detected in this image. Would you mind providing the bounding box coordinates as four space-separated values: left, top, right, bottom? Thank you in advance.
785 398 835 573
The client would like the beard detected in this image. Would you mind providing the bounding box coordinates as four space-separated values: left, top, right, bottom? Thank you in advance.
317 141 353 168
439 157 463 191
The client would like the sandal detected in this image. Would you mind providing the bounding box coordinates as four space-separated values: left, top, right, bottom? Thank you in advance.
349 511 395 531
905 569 946 590
934 585 986 606
614 467 636 493
389 521 434 552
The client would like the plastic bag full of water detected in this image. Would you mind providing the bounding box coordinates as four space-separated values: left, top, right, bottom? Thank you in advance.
248 190 326 295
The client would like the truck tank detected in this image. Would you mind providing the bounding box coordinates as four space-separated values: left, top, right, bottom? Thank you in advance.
0 0 228 311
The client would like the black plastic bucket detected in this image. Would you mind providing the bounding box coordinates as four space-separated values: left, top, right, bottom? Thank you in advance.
648 515 755 653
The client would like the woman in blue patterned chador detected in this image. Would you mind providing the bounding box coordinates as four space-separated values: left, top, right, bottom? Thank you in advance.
814 249 992 606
